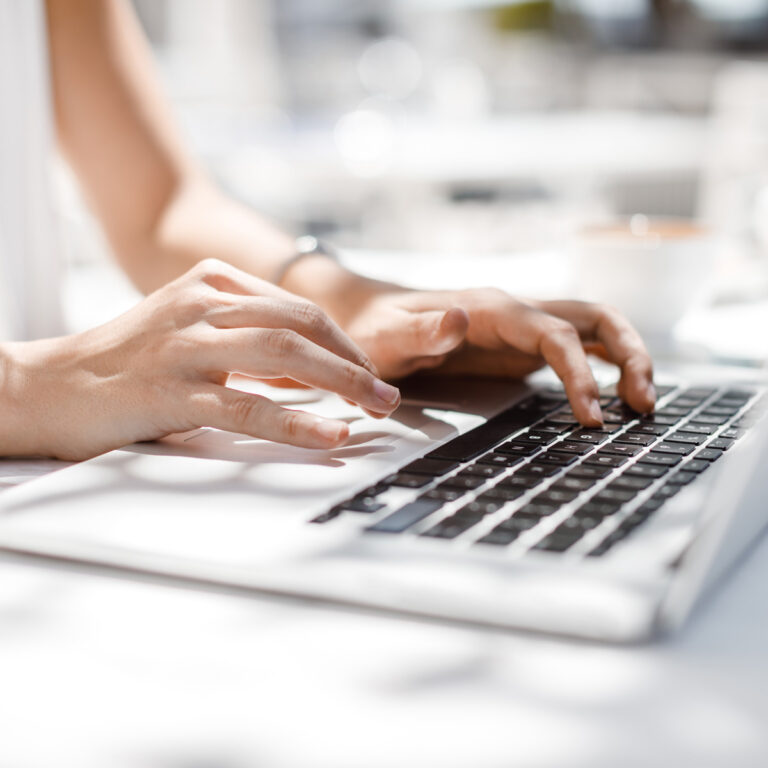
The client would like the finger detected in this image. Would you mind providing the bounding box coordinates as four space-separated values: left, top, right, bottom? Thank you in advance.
379 307 469 364
536 301 655 413
190 386 351 449
207 296 379 378
202 328 401 416
192 258 297 301
497 306 603 426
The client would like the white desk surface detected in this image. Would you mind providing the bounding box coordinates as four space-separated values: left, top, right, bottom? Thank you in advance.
3 251 767 767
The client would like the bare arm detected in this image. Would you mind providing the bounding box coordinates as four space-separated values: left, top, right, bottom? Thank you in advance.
44 0 655 426
46 0 298 293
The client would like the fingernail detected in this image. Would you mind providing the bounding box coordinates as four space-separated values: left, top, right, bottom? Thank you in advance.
589 400 604 424
314 419 347 444
374 379 400 406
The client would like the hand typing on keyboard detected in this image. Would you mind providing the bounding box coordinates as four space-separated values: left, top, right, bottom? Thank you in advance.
333 288 656 427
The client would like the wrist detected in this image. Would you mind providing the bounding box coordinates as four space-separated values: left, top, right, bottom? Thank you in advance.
279 249 406 329
0 341 40 456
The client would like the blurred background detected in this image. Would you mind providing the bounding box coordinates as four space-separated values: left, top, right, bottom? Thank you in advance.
61 0 768 358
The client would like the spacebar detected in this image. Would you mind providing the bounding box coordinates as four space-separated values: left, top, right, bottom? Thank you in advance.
426 405 544 462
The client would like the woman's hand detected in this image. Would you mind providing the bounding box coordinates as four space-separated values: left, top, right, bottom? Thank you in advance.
0 259 401 460
341 287 656 427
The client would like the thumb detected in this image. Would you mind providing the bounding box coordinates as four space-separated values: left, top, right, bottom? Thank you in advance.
400 306 469 358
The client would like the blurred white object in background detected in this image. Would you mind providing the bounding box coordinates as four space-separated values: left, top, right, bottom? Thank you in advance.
700 61 768 249
575 216 719 351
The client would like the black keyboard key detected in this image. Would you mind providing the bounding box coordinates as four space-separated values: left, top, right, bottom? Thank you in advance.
570 429 613 445
625 463 668 479
668 397 703 410
724 388 754 400
667 470 697 486
536 420 575 434
535 488 580 505
682 387 716 399
386 473 433 489
593 488 636 505
721 428 740 440
665 432 707 446
422 487 465 502
629 423 669 436
639 452 681 467
709 438 735 451
614 432 656 447
690 414 729 426
441 473 487 490
401 458 460 476
704 406 741 416
546 414 579 426
695 448 725 462
652 442 695 457
584 453 629 469
535 451 578 466
656 406 692 418
367 499 443 533
576 501 622 518
516 462 561 478
500 474 546 490
599 442 642 457
337 497 386 514
497 516 539 534
421 517 479 539
476 528 520 546
609 475 654 491
677 423 717 436
602 411 634 425
497 441 540 457
683 459 711 473
640 414 679 426
547 441 593 456
458 498 505 517
568 464 612 480
477 452 526 469
462 463 505 478
480 485 525 502
654 484 682 500
559 513 602 533
533 532 581 553
515 502 560 518
553 475 597 492
513 431 559 447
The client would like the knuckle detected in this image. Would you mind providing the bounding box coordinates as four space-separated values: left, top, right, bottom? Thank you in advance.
267 328 302 356
230 394 266 427
543 319 579 345
192 257 227 280
179 287 219 319
294 300 327 329
281 409 304 440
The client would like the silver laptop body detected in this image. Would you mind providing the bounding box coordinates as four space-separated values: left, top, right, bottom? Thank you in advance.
0 365 765 643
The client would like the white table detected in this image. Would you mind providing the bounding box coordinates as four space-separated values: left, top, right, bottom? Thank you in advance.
4 251 767 767
1 531 767 768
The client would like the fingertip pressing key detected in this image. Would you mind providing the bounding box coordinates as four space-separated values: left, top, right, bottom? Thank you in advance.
588 399 604 426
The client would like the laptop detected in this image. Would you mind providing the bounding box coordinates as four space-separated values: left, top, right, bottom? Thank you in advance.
0 365 765 643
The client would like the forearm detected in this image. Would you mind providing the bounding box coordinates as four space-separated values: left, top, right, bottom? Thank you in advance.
122 179 404 327
110 180 293 294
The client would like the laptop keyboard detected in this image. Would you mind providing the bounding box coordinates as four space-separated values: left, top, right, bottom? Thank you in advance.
310 384 765 559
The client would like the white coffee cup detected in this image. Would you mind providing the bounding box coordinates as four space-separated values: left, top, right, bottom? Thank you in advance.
574 216 718 349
